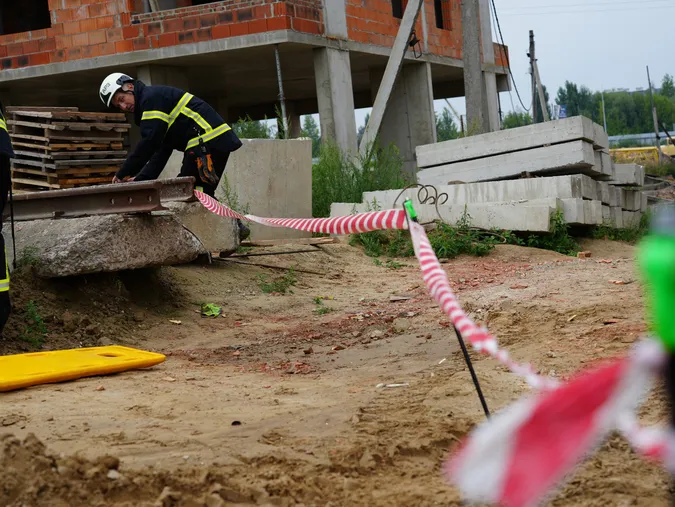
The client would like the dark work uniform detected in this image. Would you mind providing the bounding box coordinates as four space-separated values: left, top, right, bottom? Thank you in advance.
0 104 12 333
116 81 243 197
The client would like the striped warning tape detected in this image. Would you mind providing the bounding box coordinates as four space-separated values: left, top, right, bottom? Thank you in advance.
194 190 673 500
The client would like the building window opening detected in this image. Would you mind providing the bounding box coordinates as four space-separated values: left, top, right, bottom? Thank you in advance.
0 0 51 36
434 0 452 30
391 0 403 19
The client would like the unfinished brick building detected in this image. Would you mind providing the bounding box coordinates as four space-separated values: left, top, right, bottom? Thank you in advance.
0 0 509 171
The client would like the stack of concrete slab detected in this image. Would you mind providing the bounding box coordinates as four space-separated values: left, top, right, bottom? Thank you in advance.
330 117 648 232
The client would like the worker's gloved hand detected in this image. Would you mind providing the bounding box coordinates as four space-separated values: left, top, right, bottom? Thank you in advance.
0 291 11 336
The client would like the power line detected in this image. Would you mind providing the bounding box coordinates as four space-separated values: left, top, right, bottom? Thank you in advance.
490 0 530 112
490 2 516 113
501 4 675 16
500 0 672 10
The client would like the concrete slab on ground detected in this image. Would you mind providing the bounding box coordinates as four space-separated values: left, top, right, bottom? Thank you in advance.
415 116 608 168
593 150 614 180
602 205 611 223
4 213 203 278
165 201 239 254
363 174 599 208
583 199 603 225
610 207 624 229
623 210 642 228
331 201 556 232
416 141 600 185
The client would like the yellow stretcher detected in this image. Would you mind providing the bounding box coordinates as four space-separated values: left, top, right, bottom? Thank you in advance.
0 345 166 392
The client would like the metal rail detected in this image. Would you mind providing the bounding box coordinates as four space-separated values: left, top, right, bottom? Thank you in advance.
3 177 195 222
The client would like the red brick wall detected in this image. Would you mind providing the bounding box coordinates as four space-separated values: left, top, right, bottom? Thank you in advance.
0 0 506 71
347 0 508 65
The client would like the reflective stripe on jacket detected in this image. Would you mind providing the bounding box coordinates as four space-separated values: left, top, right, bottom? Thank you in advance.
117 81 241 179
0 104 15 159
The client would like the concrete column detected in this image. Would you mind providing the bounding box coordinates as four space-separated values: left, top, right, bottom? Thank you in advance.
461 0 486 135
478 0 501 131
369 62 436 175
313 47 357 155
137 64 189 90
321 0 348 38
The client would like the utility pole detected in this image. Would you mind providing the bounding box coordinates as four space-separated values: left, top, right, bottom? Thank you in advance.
601 89 608 133
647 65 664 163
528 30 536 121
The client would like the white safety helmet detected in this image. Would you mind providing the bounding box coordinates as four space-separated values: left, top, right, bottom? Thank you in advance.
99 72 133 107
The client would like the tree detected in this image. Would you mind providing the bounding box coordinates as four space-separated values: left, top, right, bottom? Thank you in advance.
662 74 675 99
232 115 273 139
502 110 532 129
436 108 460 142
300 115 321 158
555 81 598 120
357 112 370 146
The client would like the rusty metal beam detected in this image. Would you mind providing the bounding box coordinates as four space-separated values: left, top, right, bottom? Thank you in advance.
3 177 195 222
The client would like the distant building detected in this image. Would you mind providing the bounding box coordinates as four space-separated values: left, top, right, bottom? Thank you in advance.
0 0 509 172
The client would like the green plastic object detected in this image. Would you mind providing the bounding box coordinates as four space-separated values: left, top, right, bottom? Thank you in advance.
403 199 418 223
639 206 675 352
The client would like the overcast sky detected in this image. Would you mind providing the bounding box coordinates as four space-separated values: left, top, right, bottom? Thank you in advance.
353 0 675 128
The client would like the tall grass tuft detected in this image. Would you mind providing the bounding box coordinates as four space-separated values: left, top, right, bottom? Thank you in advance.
312 140 411 218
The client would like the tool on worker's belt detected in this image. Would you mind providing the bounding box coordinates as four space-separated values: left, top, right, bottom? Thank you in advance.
196 137 218 186
403 198 490 418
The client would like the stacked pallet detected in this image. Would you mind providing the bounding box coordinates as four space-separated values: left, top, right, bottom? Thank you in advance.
6 106 130 192
330 116 648 232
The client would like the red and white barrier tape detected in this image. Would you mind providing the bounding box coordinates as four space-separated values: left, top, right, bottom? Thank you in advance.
194 190 674 502
195 190 408 234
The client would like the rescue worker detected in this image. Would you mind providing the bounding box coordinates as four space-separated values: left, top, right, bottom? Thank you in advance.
0 103 13 334
99 72 249 239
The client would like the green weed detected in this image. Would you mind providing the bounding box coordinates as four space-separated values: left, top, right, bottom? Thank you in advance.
22 300 47 347
257 268 297 294
505 210 580 256
314 306 334 315
592 209 651 244
311 139 412 218
17 246 39 269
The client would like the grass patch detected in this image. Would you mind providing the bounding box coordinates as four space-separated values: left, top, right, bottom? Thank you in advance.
506 210 580 256
591 209 651 244
314 306 334 315
22 300 47 348
312 139 412 218
257 268 297 294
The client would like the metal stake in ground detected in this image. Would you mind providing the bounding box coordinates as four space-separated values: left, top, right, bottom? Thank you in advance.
401 199 490 419
453 324 490 419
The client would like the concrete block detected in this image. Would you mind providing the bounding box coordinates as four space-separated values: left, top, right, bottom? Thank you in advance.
363 174 598 209
615 186 625 208
165 201 239 253
641 192 649 212
5 213 203 278
595 181 611 205
416 141 600 185
623 211 642 228
583 200 603 225
610 207 624 229
602 205 611 223
622 190 643 211
331 201 555 232
216 139 313 241
593 150 614 180
558 198 585 224
609 164 645 186
416 116 608 168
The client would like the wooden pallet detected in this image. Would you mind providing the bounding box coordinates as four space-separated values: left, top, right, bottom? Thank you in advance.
7 106 130 192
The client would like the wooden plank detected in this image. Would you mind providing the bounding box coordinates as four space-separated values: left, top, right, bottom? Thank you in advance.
11 141 50 151
49 142 123 151
12 167 57 179
5 106 78 112
46 130 123 141
51 121 131 130
8 133 49 143
8 119 66 130
240 237 338 247
54 158 125 167
9 110 126 122
11 177 60 189
13 149 50 160
55 167 118 176
58 175 116 185
12 158 56 170
51 150 127 160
